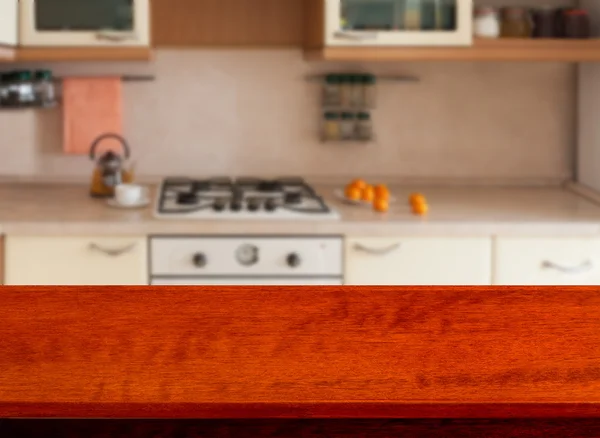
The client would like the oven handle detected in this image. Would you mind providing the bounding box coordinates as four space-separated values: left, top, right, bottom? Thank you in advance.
89 242 136 257
96 30 139 42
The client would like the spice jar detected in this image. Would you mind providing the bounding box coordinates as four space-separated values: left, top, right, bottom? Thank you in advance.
500 7 533 38
474 6 500 38
340 112 356 140
532 6 557 38
563 9 591 39
362 74 377 109
323 74 341 106
34 70 56 107
339 75 352 107
323 112 340 141
357 112 373 141
349 75 363 107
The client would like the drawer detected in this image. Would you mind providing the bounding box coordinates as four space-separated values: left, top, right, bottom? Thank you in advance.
345 237 492 285
5 236 148 285
494 237 600 285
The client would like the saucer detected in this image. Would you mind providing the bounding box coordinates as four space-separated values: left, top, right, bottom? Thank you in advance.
106 197 150 209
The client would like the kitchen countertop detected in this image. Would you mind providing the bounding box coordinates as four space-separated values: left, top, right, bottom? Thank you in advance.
0 182 600 236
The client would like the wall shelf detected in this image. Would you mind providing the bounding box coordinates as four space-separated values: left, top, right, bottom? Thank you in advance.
305 38 600 63
0 47 153 63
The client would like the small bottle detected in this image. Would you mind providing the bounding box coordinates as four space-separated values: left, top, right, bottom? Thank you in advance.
339 75 351 107
323 74 341 106
357 112 373 141
15 71 36 107
362 74 377 109
340 112 356 140
34 70 56 107
349 75 363 107
323 112 341 141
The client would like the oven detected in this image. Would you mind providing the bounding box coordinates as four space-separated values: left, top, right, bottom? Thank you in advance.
149 236 344 286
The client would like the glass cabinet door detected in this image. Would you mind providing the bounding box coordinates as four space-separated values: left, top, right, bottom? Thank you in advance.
326 0 472 46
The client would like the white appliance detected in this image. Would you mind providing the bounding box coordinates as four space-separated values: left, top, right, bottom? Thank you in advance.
19 0 150 47
150 236 344 285
153 177 340 221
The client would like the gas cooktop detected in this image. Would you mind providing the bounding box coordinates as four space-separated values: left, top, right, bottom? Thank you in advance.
153 177 340 220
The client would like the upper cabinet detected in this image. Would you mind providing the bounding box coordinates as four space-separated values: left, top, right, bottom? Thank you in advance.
19 0 150 47
0 0 18 47
319 0 472 47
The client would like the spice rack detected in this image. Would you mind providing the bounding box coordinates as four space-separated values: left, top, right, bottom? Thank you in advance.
313 73 419 143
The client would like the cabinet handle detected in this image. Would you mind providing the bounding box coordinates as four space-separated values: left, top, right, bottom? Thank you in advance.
89 242 136 257
95 31 139 42
541 259 593 274
353 243 401 256
333 31 379 41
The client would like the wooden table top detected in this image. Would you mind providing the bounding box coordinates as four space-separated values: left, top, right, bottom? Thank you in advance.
1 286 599 419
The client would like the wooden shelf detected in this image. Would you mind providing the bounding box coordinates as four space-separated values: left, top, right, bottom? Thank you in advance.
305 38 600 62
0 47 153 63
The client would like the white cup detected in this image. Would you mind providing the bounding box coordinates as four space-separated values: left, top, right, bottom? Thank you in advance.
115 184 147 206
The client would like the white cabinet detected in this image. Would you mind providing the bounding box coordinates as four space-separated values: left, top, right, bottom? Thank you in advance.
323 0 473 47
494 237 600 285
19 0 150 47
345 237 492 285
5 236 148 285
0 0 18 47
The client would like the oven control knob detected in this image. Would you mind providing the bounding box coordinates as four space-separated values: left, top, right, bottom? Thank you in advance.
236 244 259 266
287 253 301 268
192 252 207 268
265 199 278 212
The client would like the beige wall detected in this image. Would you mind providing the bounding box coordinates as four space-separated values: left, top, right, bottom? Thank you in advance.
0 50 576 183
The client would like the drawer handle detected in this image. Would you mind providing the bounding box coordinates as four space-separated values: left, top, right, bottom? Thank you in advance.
89 243 136 257
541 259 593 274
353 243 401 256
333 30 379 41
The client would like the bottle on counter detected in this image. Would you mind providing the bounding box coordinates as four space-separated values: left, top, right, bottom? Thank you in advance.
357 112 373 141
340 112 356 140
34 70 56 107
323 111 341 141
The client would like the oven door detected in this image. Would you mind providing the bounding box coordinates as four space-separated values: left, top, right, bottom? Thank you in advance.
151 278 343 285
19 0 150 47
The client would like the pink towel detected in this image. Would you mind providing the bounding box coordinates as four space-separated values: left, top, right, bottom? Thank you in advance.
62 77 123 155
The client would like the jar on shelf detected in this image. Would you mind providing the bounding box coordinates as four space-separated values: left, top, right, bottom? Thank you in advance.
34 70 56 107
14 71 36 107
531 6 558 38
563 9 591 39
500 7 533 38
323 112 341 141
340 112 356 140
339 75 351 107
349 75 363 107
362 74 377 108
357 112 373 141
323 74 341 106
474 6 500 38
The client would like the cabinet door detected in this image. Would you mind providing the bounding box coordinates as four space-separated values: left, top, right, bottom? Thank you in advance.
345 237 492 285
19 0 150 47
325 0 472 47
5 236 148 285
0 0 18 46
494 237 600 285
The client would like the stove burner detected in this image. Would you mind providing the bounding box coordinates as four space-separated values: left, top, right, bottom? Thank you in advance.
284 192 303 205
177 192 198 205
256 181 282 192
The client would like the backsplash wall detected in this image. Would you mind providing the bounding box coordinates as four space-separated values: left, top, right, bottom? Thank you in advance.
0 49 576 182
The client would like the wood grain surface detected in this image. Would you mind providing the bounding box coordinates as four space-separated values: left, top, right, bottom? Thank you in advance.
1 286 600 418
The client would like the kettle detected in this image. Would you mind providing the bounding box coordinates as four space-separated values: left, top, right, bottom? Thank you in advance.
89 133 133 198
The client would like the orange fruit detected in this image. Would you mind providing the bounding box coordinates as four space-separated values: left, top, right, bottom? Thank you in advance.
412 202 428 216
409 193 426 205
361 185 375 202
374 184 389 198
373 198 389 213
345 185 362 201
350 179 367 190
